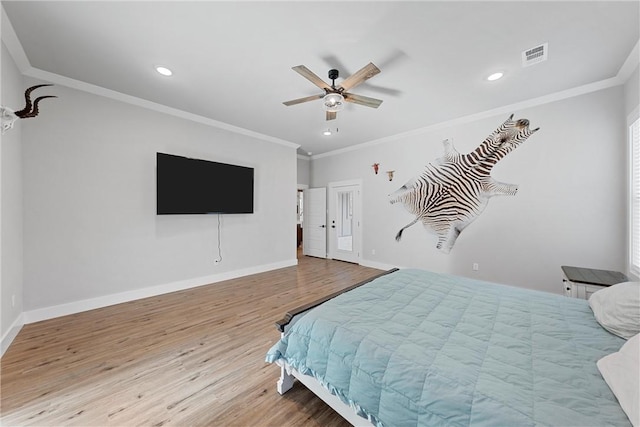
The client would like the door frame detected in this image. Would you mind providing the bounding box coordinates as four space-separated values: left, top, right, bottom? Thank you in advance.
327 179 362 264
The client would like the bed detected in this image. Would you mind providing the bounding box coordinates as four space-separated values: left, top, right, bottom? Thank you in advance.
266 268 637 427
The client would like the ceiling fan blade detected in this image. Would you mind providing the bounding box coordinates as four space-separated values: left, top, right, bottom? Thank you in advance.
326 111 337 121
343 93 383 109
292 65 332 91
283 94 324 106
338 62 381 92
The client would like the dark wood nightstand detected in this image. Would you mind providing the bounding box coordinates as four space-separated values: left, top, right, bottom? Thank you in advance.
561 265 628 299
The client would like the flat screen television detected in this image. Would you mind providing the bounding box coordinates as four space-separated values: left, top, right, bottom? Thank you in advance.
156 152 254 214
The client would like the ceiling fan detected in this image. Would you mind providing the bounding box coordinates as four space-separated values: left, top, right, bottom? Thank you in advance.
283 62 383 121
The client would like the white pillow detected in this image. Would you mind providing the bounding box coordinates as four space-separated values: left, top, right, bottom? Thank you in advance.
589 281 640 339
597 333 640 427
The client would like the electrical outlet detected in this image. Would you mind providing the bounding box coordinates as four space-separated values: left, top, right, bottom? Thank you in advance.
472 263 479 271
11 294 16 307
214 259 220 265
371 249 376 255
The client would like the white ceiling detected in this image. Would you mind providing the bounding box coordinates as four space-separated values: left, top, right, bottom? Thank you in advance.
2 1 639 156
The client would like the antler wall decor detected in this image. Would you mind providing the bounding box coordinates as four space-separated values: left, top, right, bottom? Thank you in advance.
1 84 57 134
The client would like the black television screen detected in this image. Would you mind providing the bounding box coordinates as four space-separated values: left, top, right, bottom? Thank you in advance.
156 152 254 214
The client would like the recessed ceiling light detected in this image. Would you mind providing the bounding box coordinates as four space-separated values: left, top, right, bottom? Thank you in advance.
487 72 504 81
155 66 173 76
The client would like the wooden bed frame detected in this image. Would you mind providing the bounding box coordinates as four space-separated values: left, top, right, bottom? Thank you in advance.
273 268 399 427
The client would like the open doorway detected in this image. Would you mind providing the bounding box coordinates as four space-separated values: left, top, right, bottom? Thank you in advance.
296 184 308 258
297 189 303 252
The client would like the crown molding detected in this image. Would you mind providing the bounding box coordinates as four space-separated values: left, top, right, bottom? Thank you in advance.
312 38 640 160
25 68 300 150
3 4 636 160
1 6 299 151
617 39 640 83
311 75 623 160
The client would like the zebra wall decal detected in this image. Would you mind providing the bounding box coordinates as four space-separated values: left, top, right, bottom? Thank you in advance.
390 114 539 253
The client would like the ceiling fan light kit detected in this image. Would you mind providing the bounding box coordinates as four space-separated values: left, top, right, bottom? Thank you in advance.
323 93 344 112
283 62 383 121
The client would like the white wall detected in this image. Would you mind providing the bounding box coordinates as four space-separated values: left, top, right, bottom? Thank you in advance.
297 155 310 187
1 41 25 352
21 81 297 317
312 86 627 295
624 65 639 116
625 65 639 279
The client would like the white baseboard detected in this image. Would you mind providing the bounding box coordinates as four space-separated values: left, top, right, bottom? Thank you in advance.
23 258 298 324
359 258 401 272
1 313 24 357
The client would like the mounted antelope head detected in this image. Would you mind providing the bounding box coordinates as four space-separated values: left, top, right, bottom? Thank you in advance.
1 84 57 134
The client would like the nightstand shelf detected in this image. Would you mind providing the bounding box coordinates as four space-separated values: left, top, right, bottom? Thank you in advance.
561 265 628 300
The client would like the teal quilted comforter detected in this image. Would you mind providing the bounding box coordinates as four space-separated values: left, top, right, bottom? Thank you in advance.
266 269 629 427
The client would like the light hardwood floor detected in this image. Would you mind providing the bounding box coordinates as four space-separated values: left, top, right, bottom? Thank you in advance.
1 255 383 426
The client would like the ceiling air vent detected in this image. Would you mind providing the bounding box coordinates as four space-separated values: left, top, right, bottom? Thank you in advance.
522 43 548 67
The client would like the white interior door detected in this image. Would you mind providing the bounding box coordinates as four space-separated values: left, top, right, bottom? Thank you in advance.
303 188 327 258
328 181 361 264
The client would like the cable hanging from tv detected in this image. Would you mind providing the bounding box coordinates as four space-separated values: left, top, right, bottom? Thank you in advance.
214 213 222 264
